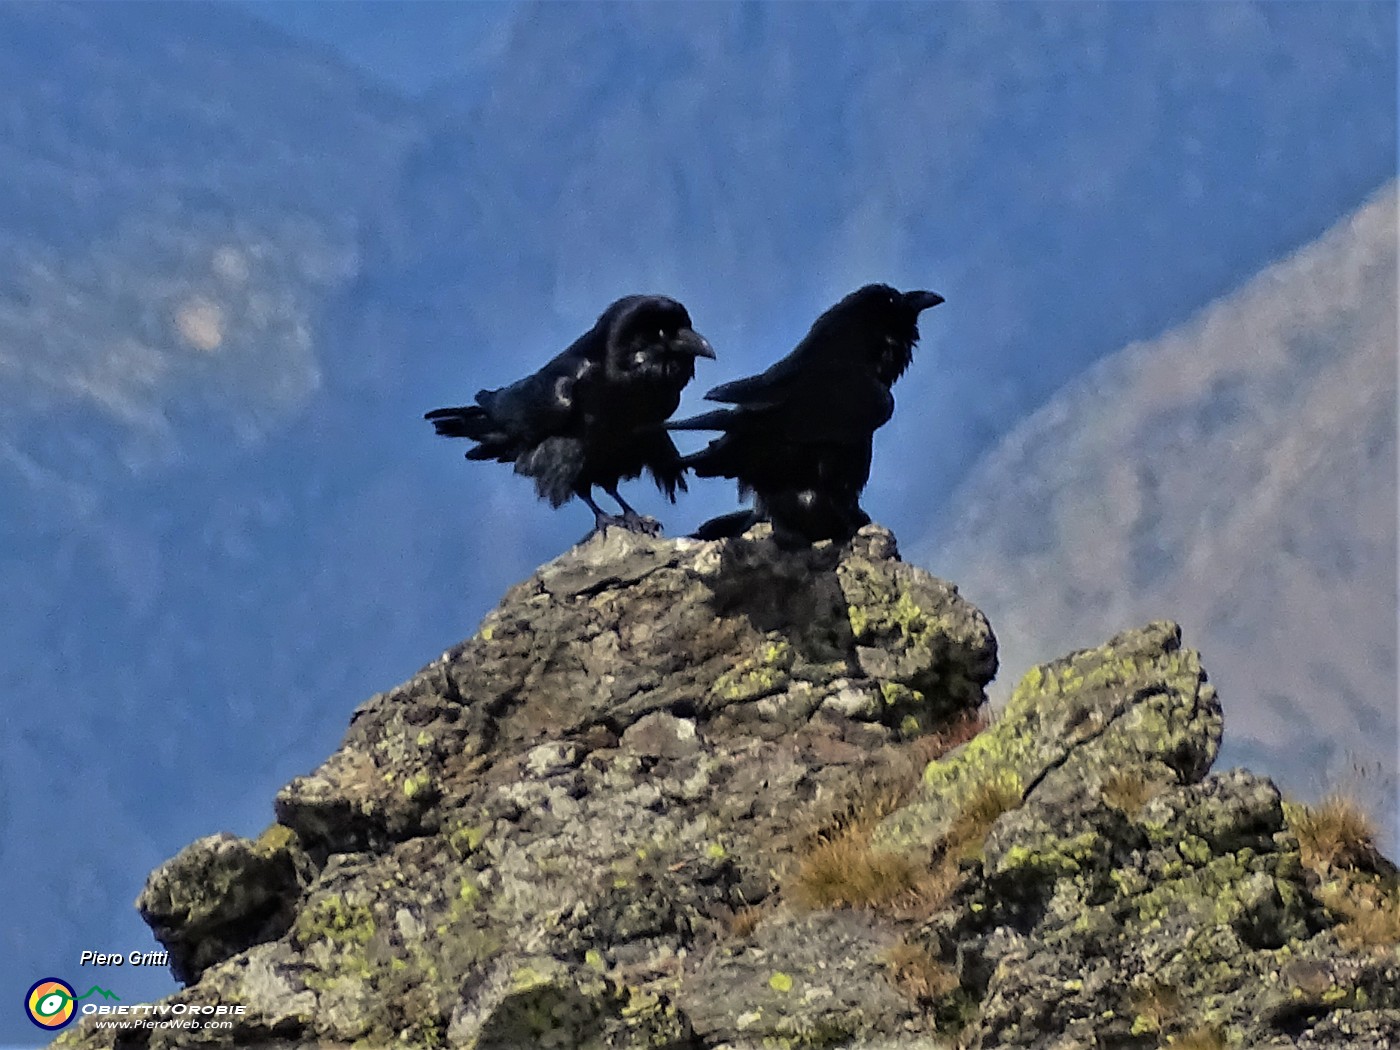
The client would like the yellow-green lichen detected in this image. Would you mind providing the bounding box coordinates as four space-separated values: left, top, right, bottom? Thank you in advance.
456 878 479 907
448 823 487 859
1130 1014 1159 1035
896 634 1202 850
711 646 789 702
294 894 375 948
845 577 952 655
510 965 547 992
763 640 792 665
997 830 1101 878
251 822 297 857
768 971 794 993
847 604 871 638
619 986 662 1019
294 895 378 992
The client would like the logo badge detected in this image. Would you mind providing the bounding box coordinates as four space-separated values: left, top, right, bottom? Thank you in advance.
26 978 77 1030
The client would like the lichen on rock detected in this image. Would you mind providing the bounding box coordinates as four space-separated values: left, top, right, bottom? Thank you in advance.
50 525 1399 1050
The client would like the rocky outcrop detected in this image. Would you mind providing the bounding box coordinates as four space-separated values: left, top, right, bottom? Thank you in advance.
53 526 1399 1050
882 623 1400 1048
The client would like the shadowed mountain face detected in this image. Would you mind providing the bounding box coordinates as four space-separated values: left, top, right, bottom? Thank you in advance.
919 186 1399 838
0 1 1394 1042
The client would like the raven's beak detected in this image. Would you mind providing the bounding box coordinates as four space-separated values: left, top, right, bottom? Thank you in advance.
905 290 945 312
678 329 716 359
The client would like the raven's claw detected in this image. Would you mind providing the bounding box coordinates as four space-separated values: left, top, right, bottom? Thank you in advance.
620 510 663 536
588 509 663 537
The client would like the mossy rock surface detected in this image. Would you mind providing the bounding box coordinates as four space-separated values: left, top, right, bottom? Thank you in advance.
879 628 1400 1049
54 525 997 1050
51 529 1399 1050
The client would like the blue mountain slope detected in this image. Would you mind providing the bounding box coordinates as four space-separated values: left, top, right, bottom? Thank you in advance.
361 1 1395 532
918 185 1398 844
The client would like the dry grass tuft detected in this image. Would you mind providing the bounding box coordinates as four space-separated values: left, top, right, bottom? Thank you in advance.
1286 790 1400 949
1101 768 1160 817
1127 978 1183 1035
1166 1024 1228 1050
943 770 1024 861
788 707 1007 915
885 939 959 1004
1288 794 1379 872
726 903 768 940
791 825 922 910
903 708 990 768
1320 879 1400 948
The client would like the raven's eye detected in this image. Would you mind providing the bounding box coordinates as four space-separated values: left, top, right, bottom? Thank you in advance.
657 328 668 341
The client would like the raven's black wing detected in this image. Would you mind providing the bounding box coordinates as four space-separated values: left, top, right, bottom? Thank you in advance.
671 367 893 445
425 327 606 461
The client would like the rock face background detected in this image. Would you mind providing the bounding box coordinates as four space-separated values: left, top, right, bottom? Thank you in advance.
53 528 1400 1050
918 185 1398 833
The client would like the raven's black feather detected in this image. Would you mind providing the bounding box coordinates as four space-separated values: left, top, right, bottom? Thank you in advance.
426 295 714 533
671 284 941 544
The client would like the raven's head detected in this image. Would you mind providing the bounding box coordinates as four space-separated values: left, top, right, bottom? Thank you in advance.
827 283 944 386
604 295 715 387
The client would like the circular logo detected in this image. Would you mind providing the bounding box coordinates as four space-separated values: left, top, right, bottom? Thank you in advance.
26 978 77 1030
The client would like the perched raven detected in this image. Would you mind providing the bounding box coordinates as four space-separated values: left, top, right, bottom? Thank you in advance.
669 284 943 546
425 295 714 534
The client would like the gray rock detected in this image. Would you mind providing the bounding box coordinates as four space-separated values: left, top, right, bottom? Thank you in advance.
53 528 1399 1050
135 825 312 983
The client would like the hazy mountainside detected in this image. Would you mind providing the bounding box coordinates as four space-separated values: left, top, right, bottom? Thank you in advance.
920 186 1398 830
0 1 1394 1042
0 0 431 1023
369 1 1396 530
0 2 419 486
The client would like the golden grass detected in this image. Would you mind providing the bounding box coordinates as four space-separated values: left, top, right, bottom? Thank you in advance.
787 706 1018 916
726 903 768 940
1287 792 1400 950
1287 794 1378 872
789 769 1018 914
1101 768 1160 818
885 939 959 1004
902 708 990 768
942 771 1024 861
1319 879 1400 948
791 823 923 910
1126 979 1183 1034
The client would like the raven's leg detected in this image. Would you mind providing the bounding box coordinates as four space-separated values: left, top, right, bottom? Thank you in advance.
577 487 626 534
603 484 662 536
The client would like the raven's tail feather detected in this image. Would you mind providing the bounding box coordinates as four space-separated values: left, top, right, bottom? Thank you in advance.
692 510 759 541
425 404 517 461
666 409 733 432
424 405 493 440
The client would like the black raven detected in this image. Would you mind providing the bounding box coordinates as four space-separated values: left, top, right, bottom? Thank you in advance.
669 284 943 546
425 295 714 534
